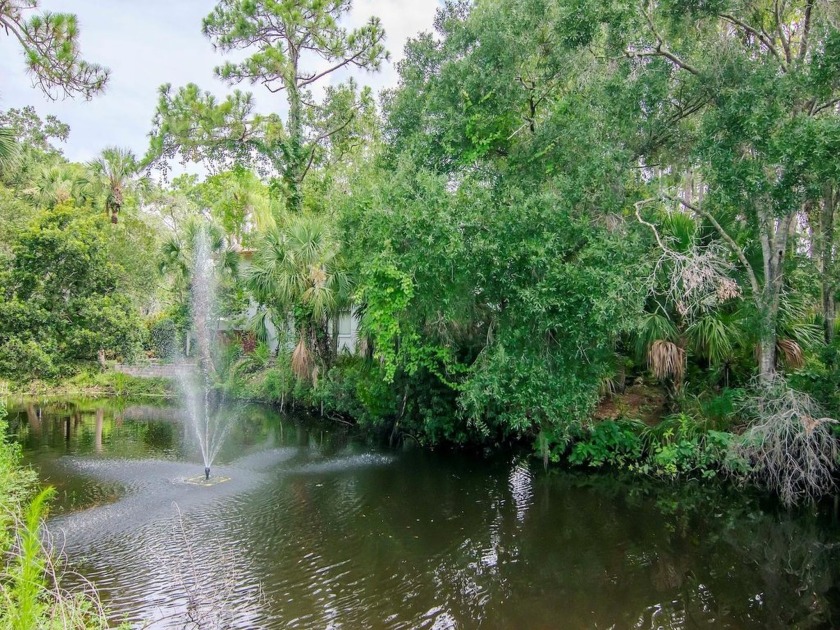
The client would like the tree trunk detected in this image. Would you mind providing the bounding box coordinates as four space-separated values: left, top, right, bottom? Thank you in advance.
331 312 339 360
285 58 304 214
756 209 795 383
758 307 777 384
821 186 836 344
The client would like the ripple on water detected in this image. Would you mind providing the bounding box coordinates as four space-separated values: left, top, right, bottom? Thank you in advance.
284 453 395 475
35 424 840 630
51 445 407 628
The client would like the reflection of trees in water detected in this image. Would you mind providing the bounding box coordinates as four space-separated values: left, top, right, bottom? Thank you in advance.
94 407 103 452
244 452 524 627
227 452 840 628
9 401 182 459
25 404 41 437
551 475 840 628
8 400 840 627
719 514 840 627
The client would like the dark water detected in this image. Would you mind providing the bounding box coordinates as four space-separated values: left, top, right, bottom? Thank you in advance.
8 398 840 629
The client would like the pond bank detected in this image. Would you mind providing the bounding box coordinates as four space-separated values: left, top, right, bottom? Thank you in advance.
2 370 176 401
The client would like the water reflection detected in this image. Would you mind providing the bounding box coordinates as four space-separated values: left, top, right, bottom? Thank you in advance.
8 400 840 628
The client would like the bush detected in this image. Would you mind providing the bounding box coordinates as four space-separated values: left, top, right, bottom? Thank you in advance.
566 414 735 480
568 420 644 468
0 338 59 381
146 316 179 361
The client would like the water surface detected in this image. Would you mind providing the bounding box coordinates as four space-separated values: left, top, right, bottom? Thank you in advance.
9 399 840 628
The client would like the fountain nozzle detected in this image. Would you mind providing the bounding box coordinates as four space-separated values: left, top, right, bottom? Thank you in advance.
204 466 210 481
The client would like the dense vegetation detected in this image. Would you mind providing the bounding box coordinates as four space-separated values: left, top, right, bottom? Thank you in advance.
3 0 840 510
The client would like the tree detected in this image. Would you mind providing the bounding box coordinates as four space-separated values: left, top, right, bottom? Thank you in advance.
0 206 142 379
0 1 109 100
247 214 351 378
85 147 144 224
571 0 840 383
146 0 387 214
0 106 68 155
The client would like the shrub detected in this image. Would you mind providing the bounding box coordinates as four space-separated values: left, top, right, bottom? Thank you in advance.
568 420 644 468
147 316 179 361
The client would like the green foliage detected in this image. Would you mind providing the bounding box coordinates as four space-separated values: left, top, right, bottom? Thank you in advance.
638 414 735 479
567 415 736 480
355 251 417 383
194 167 274 243
4 486 54 630
0 2 109 100
697 388 745 427
146 315 179 361
310 357 397 426
789 341 840 416
569 420 644 468
0 206 143 381
340 155 646 446
0 401 36 545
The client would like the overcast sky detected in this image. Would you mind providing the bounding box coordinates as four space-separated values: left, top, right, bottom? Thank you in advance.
0 1 440 164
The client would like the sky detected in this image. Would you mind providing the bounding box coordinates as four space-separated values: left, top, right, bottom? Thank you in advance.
0 0 440 164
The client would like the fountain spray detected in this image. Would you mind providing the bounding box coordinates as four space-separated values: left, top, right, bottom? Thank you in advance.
179 224 232 483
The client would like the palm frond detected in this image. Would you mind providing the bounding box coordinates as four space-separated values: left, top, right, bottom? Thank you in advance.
291 336 313 381
648 340 686 383
777 338 805 370
686 310 744 364
0 127 20 171
635 311 679 361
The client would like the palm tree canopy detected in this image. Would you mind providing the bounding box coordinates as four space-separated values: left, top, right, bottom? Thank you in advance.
85 146 144 223
247 214 351 319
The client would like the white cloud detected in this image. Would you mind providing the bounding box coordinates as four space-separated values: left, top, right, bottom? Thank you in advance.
0 0 440 164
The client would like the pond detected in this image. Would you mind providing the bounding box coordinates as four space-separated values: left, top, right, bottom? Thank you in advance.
7 398 840 629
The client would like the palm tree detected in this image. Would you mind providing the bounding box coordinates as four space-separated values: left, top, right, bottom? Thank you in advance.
86 147 141 224
247 214 351 380
23 163 82 207
0 127 18 172
160 218 239 298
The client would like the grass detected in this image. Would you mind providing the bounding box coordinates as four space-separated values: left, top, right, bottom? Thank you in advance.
1 369 176 400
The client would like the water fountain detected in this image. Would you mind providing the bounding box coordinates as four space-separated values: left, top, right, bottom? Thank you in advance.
179 225 231 484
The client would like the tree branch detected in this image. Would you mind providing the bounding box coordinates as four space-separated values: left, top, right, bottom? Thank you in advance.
634 198 669 251
627 2 700 75
665 194 762 298
812 99 840 115
297 32 384 88
798 0 814 61
310 111 355 145
775 0 792 66
719 13 785 67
